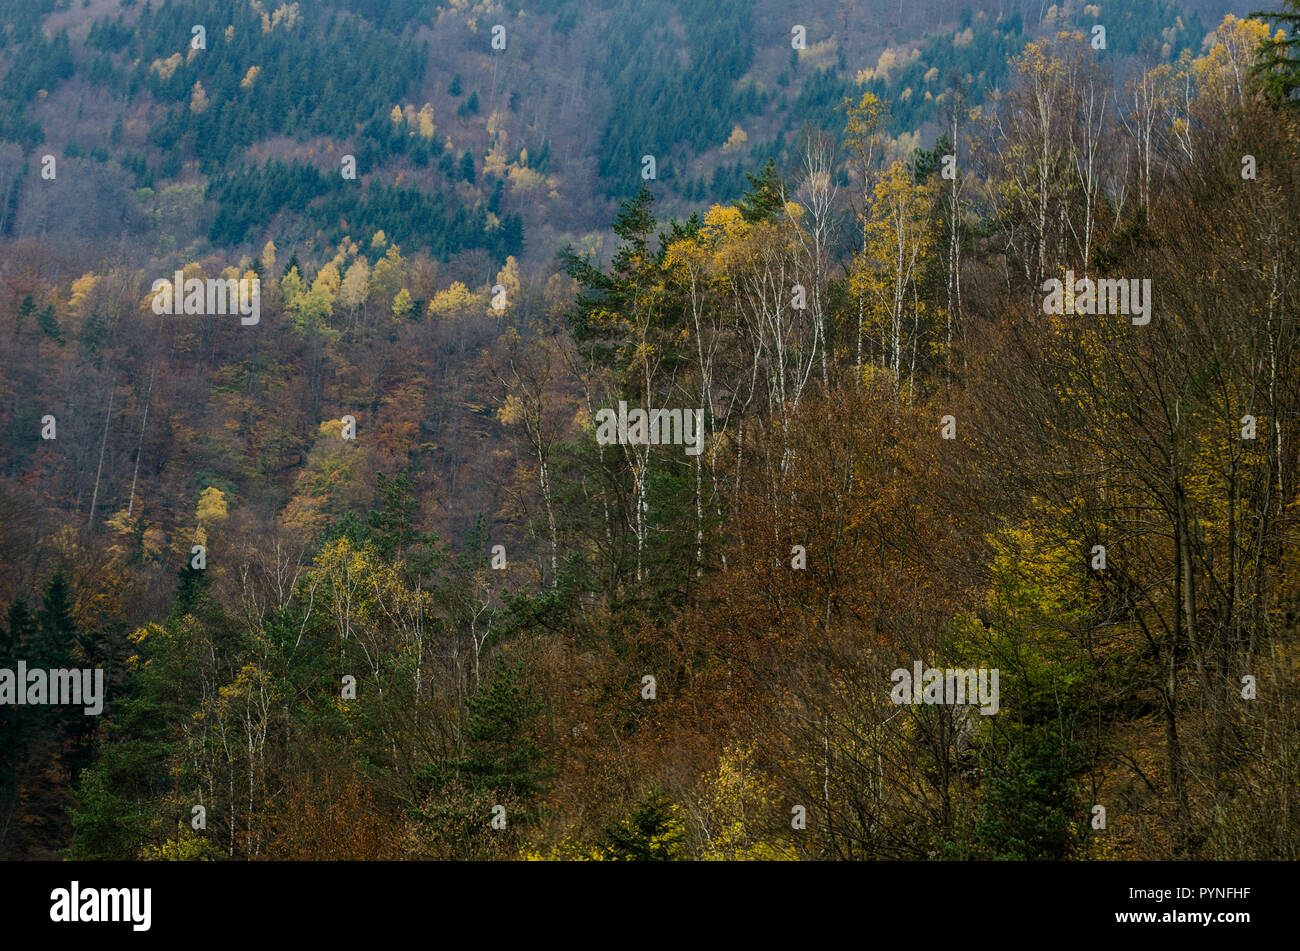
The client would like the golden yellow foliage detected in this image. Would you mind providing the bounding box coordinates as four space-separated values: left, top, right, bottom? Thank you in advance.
1192 14 1271 108
694 744 797 861
507 164 547 193
492 256 521 313
427 281 480 319
722 124 748 152
67 273 98 316
139 827 221 861
498 394 525 425
195 486 229 528
189 81 209 114
313 261 342 296
150 53 183 80
391 287 413 319
339 258 370 310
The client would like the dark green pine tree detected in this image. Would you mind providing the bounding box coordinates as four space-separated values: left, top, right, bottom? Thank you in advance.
34 571 76 670
501 212 524 257
451 659 547 801
16 294 34 334
563 183 658 346
174 559 208 615
912 132 954 184
600 787 686 860
34 572 101 775
736 158 784 223
964 726 1086 860
1253 1 1300 103
0 597 32 664
36 305 63 345
0 599 36 839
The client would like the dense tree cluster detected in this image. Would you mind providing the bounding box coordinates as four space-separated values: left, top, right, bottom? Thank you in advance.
1 5 1298 862
207 159 522 260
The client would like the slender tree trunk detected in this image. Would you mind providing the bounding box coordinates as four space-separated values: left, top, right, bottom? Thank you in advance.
87 383 115 529
127 366 154 518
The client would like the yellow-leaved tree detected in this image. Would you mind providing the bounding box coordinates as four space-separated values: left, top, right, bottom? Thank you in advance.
849 159 936 399
692 744 797 860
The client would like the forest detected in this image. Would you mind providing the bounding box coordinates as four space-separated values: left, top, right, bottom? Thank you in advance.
1 0 1299 861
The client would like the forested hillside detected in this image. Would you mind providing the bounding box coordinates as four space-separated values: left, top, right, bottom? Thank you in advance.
2 0 1299 862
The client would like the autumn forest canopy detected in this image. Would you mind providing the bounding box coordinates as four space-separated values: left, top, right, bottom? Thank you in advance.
1 0 1300 863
